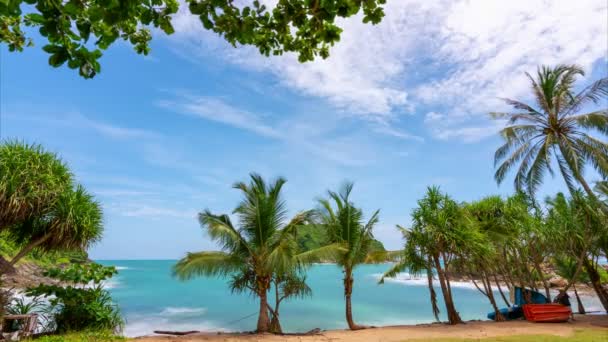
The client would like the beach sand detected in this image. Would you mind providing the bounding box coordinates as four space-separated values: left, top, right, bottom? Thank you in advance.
133 314 608 341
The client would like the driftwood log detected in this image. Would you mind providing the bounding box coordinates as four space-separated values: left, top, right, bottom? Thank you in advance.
153 330 199 336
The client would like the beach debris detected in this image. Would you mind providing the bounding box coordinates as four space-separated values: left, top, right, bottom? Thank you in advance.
153 330 199 336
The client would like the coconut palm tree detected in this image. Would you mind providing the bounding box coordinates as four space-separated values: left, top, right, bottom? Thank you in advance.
315 183 379 330
173 174 341 333
492 64 608 197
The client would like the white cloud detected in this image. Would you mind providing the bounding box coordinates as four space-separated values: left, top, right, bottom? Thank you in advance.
167 0 607 142
6 111 157 140
158 94 280 138
106 202 197 220
158 93 420 167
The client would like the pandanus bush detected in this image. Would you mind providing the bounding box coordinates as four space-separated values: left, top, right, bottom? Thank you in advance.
0 142 103 271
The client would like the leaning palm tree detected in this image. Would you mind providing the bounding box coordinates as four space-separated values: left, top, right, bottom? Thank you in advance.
554 256 587 314
315 183 379 330
382 186 483 325
173 174 341 333
492 64 607 197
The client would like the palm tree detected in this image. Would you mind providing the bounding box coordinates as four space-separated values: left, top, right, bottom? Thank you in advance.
382 186 480 325
228 267 311 333
315 183 379 330
492 64 608 197
173 174 341 333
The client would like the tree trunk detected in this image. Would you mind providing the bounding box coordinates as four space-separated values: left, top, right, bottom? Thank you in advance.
9 233 51 265
583 258 608 312
574 174 599 201
0 255 15 275
344 268 364 330
433 255 462 324
427 265 440 321
269 281 282 334
256 278 271 333
573 285 585 314
533 260 551 302
482 272 505 321
267 304 282 334
493 274 510 307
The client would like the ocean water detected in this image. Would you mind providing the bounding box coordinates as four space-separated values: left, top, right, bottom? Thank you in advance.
98 260 602 337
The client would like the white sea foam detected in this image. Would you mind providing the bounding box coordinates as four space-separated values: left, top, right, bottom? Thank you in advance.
101 279 121 289
160 307 207 316
114 266 130 271
370 272 496 291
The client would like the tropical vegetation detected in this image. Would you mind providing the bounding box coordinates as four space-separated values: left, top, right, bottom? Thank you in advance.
0 63 606 337
172 173 343 333
314 182 381 330
0 141 103 275
0 141 122 339
26 263 124 333
1 0 386 78
492 64 607 198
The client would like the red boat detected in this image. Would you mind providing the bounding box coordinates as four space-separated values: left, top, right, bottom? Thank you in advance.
522 304 571 323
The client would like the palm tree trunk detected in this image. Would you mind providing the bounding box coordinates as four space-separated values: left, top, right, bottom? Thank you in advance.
493 274 510 307
344 268 363 330
482 272 505 321
573 285 585 314
427 265 440 321
9 233 51 265
433 255 462 324
583 258 608 312
269 281 282 334
256 278 271 333
574 173 599 201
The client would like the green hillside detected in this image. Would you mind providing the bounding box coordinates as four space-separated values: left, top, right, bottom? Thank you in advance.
296 225 386 253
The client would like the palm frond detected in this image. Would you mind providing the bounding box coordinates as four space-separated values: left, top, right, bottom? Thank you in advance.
568 110 608 135
365 250 403 263
173 251 243 280
295 242 347 264
563 77 608 116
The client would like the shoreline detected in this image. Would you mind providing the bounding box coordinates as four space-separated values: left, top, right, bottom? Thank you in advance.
132 315 608 341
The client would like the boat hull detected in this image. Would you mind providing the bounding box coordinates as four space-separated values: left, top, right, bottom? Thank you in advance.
522 304 571 323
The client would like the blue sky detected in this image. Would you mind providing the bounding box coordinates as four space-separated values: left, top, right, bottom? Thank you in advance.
1 0 606 259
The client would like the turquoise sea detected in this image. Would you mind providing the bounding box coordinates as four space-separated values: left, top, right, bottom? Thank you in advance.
98 260 602 337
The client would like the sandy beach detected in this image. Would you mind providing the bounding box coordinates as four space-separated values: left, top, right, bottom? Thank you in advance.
133 315 608 341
